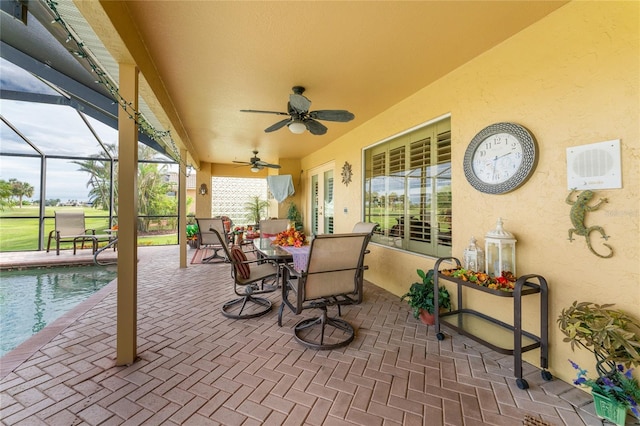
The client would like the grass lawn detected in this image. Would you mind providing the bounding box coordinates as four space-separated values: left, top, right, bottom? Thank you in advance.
1 205 178 251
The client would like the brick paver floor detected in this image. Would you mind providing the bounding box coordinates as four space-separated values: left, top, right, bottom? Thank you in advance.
0 246 609 425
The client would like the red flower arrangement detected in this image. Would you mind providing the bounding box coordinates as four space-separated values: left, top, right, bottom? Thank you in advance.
273 228 307 247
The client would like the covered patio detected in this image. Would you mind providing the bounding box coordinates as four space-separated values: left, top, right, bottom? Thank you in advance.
0 246 600 425
1 1 638 424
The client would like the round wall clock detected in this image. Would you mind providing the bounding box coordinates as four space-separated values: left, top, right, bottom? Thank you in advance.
341 161 353 186
463 122 538 194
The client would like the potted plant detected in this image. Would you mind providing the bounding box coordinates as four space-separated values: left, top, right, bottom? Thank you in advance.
558 301 640 425
244 196 269 228
287 202 303 231
186 223 199 249
401 269 451 325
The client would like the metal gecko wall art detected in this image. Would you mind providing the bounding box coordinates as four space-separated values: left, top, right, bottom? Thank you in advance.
566 189 614 258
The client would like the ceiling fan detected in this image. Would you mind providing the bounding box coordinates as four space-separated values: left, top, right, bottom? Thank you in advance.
240 86 355 135
232 150 281 172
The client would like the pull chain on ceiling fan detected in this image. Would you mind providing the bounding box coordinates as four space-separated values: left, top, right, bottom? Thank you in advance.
241 86 355 135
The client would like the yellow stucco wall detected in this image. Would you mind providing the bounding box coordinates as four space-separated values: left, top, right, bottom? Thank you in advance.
300 1 639 385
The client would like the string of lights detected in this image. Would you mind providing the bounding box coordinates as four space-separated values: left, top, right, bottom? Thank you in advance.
45 0 184 168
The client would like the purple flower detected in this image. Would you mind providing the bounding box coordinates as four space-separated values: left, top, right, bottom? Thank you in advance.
624 368 635 379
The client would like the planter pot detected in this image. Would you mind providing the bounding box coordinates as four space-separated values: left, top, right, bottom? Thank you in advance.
592 392 628 426
418 309 436 325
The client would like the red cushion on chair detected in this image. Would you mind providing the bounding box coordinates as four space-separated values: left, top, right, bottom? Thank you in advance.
230 247 250 279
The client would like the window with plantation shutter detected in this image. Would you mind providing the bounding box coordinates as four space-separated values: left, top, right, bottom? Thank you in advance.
363 116 451 257
372 153 385 177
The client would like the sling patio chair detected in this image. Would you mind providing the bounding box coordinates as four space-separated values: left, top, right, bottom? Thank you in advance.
47 211 97 255
211 228 279 319
278 232 371 350
352 221 379 235
259 218 290 237
196 218 230 263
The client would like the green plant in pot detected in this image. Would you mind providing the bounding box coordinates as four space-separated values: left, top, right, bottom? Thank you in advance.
558 301 640 424
186 223 199 248
401 269 451 325
287 202 303 231
244 195 269 227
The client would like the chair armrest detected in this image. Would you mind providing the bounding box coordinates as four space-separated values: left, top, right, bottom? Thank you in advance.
236 258 274 266
85 229 96 235
282 263 301 278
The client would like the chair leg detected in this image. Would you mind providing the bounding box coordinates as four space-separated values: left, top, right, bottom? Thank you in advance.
293 308 355 350
221 295 272 319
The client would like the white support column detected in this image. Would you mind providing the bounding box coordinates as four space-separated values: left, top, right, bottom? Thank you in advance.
116 63 138 365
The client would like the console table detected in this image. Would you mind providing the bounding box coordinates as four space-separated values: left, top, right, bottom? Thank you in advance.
433 257 552 389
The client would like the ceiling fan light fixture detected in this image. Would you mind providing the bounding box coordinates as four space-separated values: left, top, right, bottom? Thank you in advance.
250 166 260 173
288 120 306 134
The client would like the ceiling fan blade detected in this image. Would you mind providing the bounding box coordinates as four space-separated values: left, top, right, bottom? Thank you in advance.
305 119 328 135
255 160 281 169
232 161 252 165
289 93 311 113
309 110 355 122
264 118 291 133
240 109 289 116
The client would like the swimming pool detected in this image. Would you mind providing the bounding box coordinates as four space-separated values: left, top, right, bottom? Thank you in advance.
0 265 117 357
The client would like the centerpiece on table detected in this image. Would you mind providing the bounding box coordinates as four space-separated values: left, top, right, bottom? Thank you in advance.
273 228 307 247
558 301 640 425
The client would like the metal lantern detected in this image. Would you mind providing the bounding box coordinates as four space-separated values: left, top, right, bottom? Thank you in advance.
484 218 517 277
463 236 484 272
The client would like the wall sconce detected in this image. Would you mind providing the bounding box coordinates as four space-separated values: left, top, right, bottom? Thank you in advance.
199 183 208 196
484 218 517 277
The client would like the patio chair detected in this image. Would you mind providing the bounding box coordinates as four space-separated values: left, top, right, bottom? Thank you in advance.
352 221 378 235
278 232 371 350
259 218 289 237
196 218 230 263
47 211 96 255
211 228 278 319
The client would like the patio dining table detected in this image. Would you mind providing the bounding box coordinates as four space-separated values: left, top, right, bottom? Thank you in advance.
252 237 311 281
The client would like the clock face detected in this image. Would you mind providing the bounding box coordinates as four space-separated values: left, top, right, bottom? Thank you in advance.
464 123 538 194
471 132 524 184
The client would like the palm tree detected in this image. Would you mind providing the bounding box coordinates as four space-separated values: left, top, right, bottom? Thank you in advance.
244 196 269 225
9 179 34 208
75 144 179 232
72 144 115 211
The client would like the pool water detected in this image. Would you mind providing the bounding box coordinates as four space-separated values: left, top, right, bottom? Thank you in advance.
0 265 117 357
